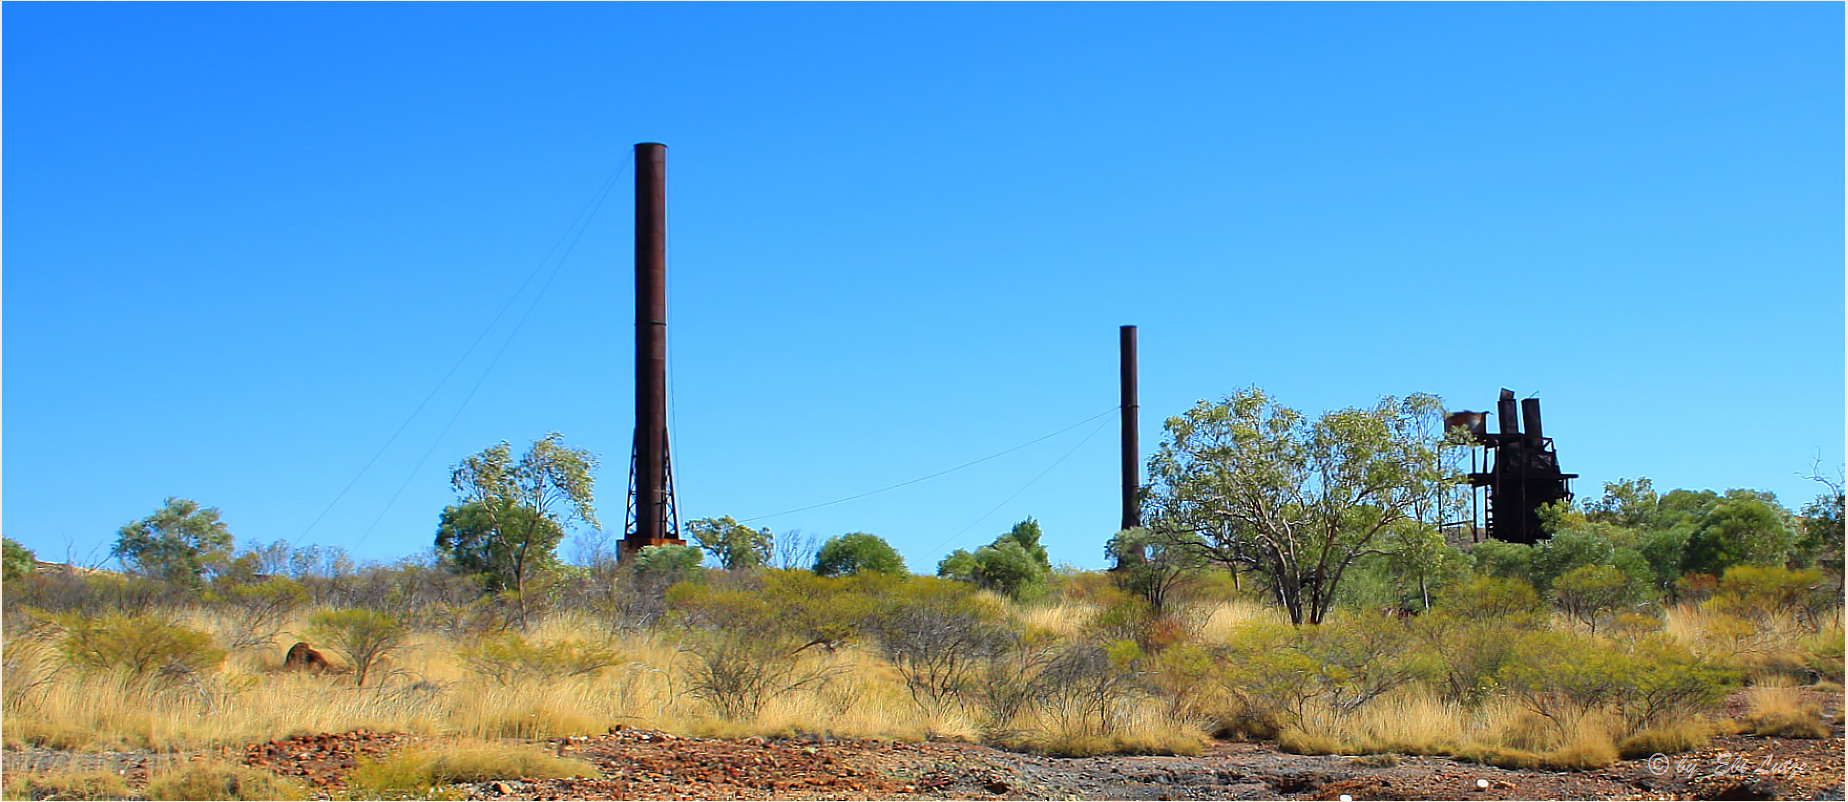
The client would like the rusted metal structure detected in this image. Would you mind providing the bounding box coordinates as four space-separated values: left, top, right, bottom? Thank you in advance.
1464 389 1576 544
623 143 684 557
1120 325 1140 533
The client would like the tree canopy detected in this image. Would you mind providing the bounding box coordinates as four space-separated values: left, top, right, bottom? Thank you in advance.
443 433 599 605
112 497 234 586
435 501 566 592
687 516 773 571
937 518 1052 600
1145 388 1454 625
814 533 906 577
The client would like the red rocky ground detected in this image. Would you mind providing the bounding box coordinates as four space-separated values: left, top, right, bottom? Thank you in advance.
5 721 1841 800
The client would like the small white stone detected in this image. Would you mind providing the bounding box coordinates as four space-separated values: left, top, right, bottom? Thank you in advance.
1338 795 1353 802
1477 778 1491 789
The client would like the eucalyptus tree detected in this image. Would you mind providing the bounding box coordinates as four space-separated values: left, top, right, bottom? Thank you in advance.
1145 388 1456 625
443 433 599 615
113 497 235 587
686 516 773 571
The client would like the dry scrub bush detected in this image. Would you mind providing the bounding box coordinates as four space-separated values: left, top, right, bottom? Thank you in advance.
664 575 864 720
867 578 1012 718
52 613 223 685
1801 607 1843 682
1666 604 1815 676
306 608 407 687
1 768 131 801
202 577 308 652
1210 615 1422 740
1501 631 1733 744
142 760 308 801
348 741 596 799
457 632 618 686
1709 565 1835 626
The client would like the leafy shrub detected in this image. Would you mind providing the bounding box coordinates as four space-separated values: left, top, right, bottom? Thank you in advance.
939 520 1053 601
1552 565 1643 632
1708 565 1832 624
1501 631 1733 741
457 632 619 686
305 608 406 687
1468 541 1533 585
1103 527 1212 613
1682 495 1795 576
143 761 307 801
1435 575 1544 620
1612 636 1738 734
3 538 37 582
111 498 233 588
1211 616 1420 735
633 544 704 585
54 612 223 683
685 516 772 571
1408 611 1530 706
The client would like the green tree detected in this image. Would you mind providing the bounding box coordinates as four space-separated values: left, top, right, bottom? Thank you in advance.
3 538 37 581
1146 388 1454 625
446 433 599 613
937 519 1053 600
1376 521 1468 611
937 549 979 582
435 502 565 592
1682 494 1795 576
1584 478 1662 529
814 532 906 577
686 516 773 571
112 497 234 586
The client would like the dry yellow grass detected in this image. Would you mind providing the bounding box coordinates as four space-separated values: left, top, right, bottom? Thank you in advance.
8 606 956 751
14 591 1828 764
1017 602 1094 638
1741 678 1830 738
1 768 132 801
142 759 311 801
1192 599 1289 645
1273 687 1650 771
1664 603 1813 673
347 739 598 798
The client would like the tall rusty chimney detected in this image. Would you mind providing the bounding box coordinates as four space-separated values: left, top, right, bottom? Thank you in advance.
624 142 682 556
1119 325 1140 533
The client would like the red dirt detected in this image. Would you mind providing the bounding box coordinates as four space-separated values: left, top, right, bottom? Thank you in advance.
7 721 1841 800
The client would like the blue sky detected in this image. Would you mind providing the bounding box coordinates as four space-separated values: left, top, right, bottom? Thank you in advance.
5 3 1841 573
